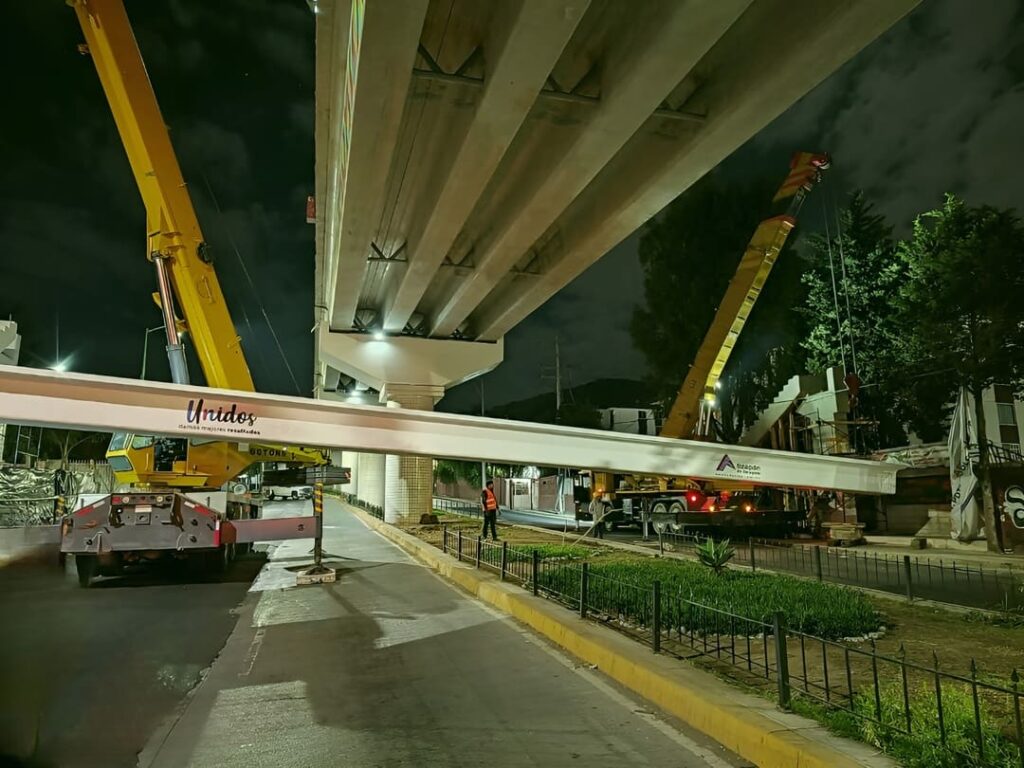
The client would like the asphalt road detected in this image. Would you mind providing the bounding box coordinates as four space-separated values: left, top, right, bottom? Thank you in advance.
0 537 265 767
145 501 749 768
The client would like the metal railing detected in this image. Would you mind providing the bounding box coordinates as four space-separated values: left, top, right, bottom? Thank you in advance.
433 495 482 518
653 531 1024 613
339 493 384 521
436 526 1024 767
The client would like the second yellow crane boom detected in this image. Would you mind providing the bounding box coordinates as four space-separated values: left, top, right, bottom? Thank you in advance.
659 151 830 439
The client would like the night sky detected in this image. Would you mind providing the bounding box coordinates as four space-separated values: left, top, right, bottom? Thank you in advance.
3 1 1023 411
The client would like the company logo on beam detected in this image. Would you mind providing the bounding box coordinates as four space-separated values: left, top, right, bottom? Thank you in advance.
179 398 262 437
714 453 761 480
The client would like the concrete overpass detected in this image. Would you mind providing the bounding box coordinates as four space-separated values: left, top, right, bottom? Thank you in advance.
310 0 919 520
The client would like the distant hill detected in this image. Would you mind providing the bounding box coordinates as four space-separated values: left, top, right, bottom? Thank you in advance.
445 377 655 425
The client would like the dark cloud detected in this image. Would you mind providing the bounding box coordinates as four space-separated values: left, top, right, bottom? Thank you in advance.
739 0 1024 231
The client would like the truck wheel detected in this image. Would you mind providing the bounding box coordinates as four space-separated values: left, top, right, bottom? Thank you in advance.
668 501 685 530
76 554 97 588
651 501 669 518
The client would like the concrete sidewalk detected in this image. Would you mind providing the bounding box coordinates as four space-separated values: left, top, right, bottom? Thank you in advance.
140 500 748 768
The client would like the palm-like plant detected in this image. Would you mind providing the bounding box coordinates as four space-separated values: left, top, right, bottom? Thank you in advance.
696 538 735 575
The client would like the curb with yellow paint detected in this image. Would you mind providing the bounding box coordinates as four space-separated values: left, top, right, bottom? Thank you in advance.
351 505 895 768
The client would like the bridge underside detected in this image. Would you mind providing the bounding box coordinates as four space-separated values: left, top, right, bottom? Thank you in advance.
313 0 919 399
310 0 917 520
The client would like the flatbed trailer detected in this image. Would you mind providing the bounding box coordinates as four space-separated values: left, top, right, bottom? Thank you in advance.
61 489 318 586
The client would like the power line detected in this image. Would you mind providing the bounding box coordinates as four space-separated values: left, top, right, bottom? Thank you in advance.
200 173 302 395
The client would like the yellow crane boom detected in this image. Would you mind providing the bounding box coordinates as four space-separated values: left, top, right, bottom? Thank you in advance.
72 0 253 390
71 0 327 488
659 151 830 440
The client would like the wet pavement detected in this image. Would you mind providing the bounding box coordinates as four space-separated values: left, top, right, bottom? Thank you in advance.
0 531 265 767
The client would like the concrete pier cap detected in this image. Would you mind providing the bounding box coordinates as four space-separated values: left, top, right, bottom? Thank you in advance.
318 331 503 399
319 331 502 522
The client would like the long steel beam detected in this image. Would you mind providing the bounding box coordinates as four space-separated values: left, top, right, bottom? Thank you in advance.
0 367 898 494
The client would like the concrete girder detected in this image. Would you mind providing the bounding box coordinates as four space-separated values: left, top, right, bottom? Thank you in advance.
427 0 753 338
380 0 590 334
469 0 922 341
324 0 429 332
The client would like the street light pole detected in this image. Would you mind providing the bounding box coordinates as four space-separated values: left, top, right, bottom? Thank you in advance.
141 325 165 380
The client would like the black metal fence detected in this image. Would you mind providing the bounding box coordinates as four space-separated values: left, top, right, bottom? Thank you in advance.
655 531 1024 613
340 493 384 521
438 526 1024 767
433 496 482 519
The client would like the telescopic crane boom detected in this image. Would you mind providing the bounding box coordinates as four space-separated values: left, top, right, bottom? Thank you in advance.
71 0 327 488
659 151 830 439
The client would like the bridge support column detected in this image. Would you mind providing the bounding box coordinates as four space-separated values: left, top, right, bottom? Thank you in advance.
382 384 444 524
318 332 504 522
358 452 385 511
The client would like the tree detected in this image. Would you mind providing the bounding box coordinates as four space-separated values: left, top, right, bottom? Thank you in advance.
40 430 110 467
433 460 481 488
896 194 1024 551
632 172 808 427
800 192 909 448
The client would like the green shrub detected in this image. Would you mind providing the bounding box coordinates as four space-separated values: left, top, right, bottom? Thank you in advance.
538 557 881 640
803 681 1023 768
696 538 735 574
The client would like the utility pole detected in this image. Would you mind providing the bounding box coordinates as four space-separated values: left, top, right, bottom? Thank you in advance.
480 379 487 488
555 335 562 421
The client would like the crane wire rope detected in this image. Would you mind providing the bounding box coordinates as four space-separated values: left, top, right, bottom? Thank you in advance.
833 194 859 374
820 192 849 374
200 172 302 396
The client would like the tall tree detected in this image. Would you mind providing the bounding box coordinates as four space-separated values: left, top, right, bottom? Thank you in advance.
800 192 908 448
632 172 807 431
896 194 1024 551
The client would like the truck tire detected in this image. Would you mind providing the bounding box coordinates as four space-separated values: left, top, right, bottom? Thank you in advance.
668 501 685 531
651 501 669 518
76 554 97 588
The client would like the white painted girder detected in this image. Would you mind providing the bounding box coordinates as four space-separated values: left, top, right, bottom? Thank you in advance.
381 0 591 334
0 367 899 495
427 0 754 338
471 0 923 341
326 0 429 331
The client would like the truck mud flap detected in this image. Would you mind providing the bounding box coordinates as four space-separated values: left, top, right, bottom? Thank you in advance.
225 516 320 544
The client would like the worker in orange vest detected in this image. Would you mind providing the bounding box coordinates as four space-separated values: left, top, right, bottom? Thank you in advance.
481 479 499 541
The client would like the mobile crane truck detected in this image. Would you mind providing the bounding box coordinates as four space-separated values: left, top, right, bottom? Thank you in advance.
586 151 830 537
61 0 345 586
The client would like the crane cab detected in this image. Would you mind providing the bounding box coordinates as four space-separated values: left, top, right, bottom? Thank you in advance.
106 432 251 488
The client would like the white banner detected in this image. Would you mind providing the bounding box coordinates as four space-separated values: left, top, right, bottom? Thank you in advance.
948 388 981 541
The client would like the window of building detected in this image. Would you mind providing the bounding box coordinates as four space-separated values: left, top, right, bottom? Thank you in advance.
994 384 1015 403
996 397 1020 446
